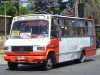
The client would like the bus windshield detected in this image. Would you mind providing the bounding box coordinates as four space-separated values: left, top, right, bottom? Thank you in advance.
10 20 49 38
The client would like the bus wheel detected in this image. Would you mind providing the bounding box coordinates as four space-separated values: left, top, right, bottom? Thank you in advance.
8 62 18 70
43 55 53 70
74 51 85 63
79 51 85 63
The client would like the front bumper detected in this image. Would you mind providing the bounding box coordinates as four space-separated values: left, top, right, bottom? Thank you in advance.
4 55 47 63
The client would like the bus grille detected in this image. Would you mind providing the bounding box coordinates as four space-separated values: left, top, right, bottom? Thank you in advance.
11 46 33 51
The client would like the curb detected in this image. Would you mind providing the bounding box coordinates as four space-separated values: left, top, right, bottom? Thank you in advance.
96 50 100 55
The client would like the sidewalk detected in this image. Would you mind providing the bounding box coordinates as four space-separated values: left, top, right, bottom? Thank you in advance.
96 48 100 55
0 49 100 64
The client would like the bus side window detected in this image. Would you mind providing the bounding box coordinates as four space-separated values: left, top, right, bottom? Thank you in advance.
64 19 69 36
65 19 76 36
69 21 76 36
76 20 85 36
79 23 84 36
67 19 76 36
86 21 94 36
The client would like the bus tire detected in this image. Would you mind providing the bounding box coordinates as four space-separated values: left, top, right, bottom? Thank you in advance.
43 54 53 70
74 51 85 63
79 51 85 63
8 62 18 70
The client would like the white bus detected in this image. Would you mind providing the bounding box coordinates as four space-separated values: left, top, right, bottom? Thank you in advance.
4 13 96 70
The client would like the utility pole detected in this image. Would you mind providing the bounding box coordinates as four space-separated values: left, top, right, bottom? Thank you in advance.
5 2 7 39
75 0 78 17
15 0 19 16
17 0 19 16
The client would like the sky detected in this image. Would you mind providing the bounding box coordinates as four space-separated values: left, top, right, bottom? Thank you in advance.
61 0 69 2
20 0 29 7
22 3 28 7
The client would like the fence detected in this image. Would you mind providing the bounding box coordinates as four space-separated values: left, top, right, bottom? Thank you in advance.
0 32 9 50
0 36 6 50
0 15 11 51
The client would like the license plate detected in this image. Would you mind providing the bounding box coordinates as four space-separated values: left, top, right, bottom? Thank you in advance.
18 56 24 60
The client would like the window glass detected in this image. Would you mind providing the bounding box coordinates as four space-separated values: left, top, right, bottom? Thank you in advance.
87 21 94 36
76 20 86 36
11 20 49 38
64 19 76 36
51 18 65 37
58 19 63 36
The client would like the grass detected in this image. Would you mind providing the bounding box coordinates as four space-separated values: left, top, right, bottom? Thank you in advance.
0 50 5 54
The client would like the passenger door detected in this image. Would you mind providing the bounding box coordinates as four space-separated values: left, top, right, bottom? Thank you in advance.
58 18 66 62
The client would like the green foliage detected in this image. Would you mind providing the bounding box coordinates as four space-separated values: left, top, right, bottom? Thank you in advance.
19 6 29 15
97 32 100 37
83 0 100 25
6 3 16 16
0 0 18 16
0 3 16 16
0 1 29 17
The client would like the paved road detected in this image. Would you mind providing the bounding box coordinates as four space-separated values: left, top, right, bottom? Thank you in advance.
0 55 100 75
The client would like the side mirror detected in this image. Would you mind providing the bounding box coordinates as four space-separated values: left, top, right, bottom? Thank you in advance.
51 30 58 38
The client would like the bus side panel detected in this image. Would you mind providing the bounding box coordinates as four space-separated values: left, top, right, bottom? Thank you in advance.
85 49 96 57
84 36 96 57
46 38 59 63
59 37 81 63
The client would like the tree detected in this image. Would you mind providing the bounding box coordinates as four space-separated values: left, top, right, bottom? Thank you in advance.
14 0 19 16
82 0 100 25
27 0 60 14
0 0 29 16
58 0 75 15
0 2 16 16
27 0 75 15
19 6 29 15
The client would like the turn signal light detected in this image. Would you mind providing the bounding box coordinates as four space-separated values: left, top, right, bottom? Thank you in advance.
37 47 45 50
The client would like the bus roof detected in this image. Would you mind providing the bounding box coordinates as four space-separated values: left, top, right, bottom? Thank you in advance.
51 15 93 21
13 13 93 21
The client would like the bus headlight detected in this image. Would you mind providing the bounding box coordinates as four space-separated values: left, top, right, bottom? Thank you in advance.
37 47 45 51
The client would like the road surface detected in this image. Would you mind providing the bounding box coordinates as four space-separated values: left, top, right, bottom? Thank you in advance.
0 55 100 75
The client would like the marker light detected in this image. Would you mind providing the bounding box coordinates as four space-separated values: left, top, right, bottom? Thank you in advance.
13 17 17 21
46 16 49 19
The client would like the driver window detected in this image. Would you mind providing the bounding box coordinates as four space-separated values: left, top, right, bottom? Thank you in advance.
51 18 59 38
51 19 55 31
58 19 63 36
51 18 64 37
